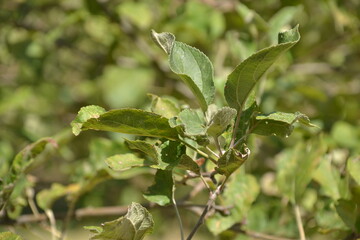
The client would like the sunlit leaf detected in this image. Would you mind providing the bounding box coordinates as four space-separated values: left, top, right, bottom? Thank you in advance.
151 30 215 111
105 153 156 171
224 25 300 112
251 111 314 137
86 202 154 240
71 107 179 140
148 94 180 119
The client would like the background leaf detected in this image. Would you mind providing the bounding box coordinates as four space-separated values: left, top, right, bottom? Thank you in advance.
206 173 260 235
0 232 24 240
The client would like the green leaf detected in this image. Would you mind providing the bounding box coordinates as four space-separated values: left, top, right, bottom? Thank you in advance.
276 139 326 203
206 107 237 137
86 202 154 240
36 183 79 210
152 30 215 111
335 199 360 232
148 94 180 119
157 141 185 170
150 30 175 55
0 138 57 210
125 139 160 163
216 148 249 177
347 156 360 185
143 170 173 206
105 153 156 171
177 109 206 136
314 155 348 201
71 105 106 136
71 107 179 140
177 154 200 174
206 173 259 235
224 25 300 111
269 6 302 44
251 111 314 137
0 232 24 240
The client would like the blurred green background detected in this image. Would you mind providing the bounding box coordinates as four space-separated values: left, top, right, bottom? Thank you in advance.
1 0 359 239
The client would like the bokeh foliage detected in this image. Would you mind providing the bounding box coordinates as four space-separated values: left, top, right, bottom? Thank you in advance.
0 0 359 239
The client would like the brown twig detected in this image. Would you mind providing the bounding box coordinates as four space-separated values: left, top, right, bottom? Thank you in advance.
186 177 228 240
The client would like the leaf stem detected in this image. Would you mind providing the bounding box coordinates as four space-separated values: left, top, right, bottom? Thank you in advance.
172 186 185 240
294 204 306 240
205 146 219 158
214 136 223 157
230 108 243 148
186 177 229 240
180 140 217 164
45 209 58 240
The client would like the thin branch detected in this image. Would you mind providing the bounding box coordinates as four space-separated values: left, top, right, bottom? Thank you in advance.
230 224 296 240
294 204 306 240
1 203 229 225
186 177 229 240
172 186 184 240
45 209 58 240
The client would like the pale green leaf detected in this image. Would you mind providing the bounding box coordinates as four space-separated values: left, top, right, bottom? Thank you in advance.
335 199 360 232
152 30 215 111
105 153 157 171
0 138 57 210
206 173 259 235
143 170 173 206
36 183 71 210
71 107 179 140
216 148 249 177
276 139 326 203
252 111 314 137
206 107 237 137
0 232 24 240
148 94 180 119
87 202 154 240
313 156 346 201
347 156 360 185
224 25 300 111
177 109 206 136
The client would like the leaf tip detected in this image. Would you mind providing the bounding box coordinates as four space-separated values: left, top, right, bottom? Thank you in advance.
150 29 175 55
278 24 300 44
